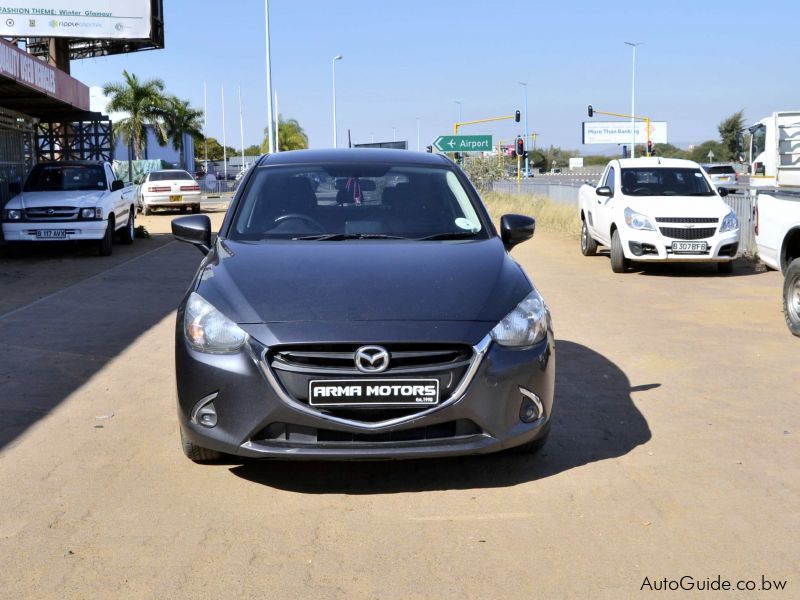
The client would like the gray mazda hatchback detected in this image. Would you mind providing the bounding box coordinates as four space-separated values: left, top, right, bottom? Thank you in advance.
171 149 555 462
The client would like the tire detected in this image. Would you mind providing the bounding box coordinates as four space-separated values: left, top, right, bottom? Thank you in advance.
783 257 800 337
510 422 551 455
610 229 628 273
180 426 222 463
98 216 114 256
118 209 135 245
580 220 598 256
180 205 188 213
191 203 201 214
717 261 734 274
142 202 151 216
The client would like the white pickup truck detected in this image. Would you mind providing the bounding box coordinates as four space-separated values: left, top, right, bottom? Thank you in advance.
744 111 800 336
578 157 740 273
2 160 136 256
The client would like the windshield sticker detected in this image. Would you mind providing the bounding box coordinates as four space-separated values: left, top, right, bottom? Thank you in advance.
694 172 703 177
455 217 477 231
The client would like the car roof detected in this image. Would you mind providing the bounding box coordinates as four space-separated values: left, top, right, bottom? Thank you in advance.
37 160 105 167
260 148 452 167
616 157 700 169
150 169 190 173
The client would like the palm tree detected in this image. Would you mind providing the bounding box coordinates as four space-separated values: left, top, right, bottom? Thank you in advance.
162 96 204 167
103 70 167 160
262 115 308 152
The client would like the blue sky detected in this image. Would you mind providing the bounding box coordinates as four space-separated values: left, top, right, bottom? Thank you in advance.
72 0 799 153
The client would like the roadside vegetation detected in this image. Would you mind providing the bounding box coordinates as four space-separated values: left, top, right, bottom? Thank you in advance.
483 192 581 237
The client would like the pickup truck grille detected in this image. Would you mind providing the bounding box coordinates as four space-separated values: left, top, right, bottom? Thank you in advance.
24 206 79 221
655 217 718 224
659 227 717 240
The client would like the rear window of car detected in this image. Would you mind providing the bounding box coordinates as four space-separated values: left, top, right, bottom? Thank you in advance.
149 171 193 181
229 163 489 241
704 166 736 175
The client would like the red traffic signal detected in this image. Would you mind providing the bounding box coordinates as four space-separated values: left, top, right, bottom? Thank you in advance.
516 137 525 157
647 140 653 155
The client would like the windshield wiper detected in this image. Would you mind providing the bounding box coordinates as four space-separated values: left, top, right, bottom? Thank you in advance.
413 231 479 241
291 233 409 241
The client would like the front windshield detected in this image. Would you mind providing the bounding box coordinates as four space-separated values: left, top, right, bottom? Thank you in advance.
229 164 487 241
24 164 106 192
620 168 715 196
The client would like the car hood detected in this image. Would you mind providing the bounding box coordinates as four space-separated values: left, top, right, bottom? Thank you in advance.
7 190 107 208
623 195 731 219
194 238 532 324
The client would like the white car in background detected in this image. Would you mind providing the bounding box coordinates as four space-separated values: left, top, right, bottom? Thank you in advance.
137 169 201 215
701 163 739 188
578 157 740 274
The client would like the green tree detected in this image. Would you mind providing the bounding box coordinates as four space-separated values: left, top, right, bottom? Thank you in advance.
463 156 506 192
243 144 262 156
717 110 745 162
649 143 689 159
161 96 204 167
262 115 309 152
103 70 167 159
688 140 727 164
203 137 237 162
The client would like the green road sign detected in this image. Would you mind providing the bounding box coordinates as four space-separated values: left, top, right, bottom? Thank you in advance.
433 135 493 153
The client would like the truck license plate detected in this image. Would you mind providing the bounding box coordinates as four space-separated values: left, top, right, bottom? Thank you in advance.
672 241 707 253
36 229 66 239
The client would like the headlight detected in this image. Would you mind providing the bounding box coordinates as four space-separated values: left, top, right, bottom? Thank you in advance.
624 207 654 230
3 209 22 221
80 207 102 219
184 292 248 353
490 289 548 347
719 210 738 232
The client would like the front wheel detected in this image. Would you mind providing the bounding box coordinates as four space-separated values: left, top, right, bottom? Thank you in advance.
580 220 598 256
98 217 114 256
180 426 223 463
783 257 800 337
118 209 135 245
610 229 628 273
717 261 734 274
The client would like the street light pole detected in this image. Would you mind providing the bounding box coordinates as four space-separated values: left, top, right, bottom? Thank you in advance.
454 100 462 124
624 41 643 158
416 117 420 151
332 54 342 147
264 0 274 154
519 81 529 177
392 127 396 142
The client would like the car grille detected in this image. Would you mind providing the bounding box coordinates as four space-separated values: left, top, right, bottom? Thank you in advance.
655 217 718 223
253 419 482 445
659 227 717 240
267 343 474 422
23 206 79 221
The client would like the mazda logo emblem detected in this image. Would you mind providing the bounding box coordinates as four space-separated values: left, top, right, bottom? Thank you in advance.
47 209 55 215
354 345 390 373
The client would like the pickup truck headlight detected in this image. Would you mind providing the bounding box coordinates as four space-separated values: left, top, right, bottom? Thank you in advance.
491 289 548 347
80 207 103 219
184 292 248 353
3 209 22 221
624 207 654 231
719 210 738 232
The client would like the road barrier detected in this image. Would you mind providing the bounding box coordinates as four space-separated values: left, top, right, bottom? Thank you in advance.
724 193 755 257
199 180 238 195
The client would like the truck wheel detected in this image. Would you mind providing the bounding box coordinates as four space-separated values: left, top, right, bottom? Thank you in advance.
118 209 135 245
783 257 800 337
98 217 114 256
580 220 598 256
610 229 628 273
180 426 222 463
717 261 734 274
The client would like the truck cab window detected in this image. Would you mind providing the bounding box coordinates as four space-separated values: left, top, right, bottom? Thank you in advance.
750 124 766 162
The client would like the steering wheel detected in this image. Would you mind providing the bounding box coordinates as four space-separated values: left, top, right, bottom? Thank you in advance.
273 213 325 232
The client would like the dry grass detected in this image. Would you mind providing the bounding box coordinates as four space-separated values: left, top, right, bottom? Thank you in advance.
482 191 581 237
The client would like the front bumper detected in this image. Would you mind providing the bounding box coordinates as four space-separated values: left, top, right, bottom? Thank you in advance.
2 219 107 241
620 227 740 262
176 319 556 460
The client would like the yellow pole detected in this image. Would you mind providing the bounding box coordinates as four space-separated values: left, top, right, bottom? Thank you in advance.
517 154 521 181
645 117 651 156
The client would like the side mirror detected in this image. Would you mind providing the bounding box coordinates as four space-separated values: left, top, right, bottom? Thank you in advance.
500 213 535 250
8 182 21 196
172 215 212 254
717 187 729 197
595 186 612 197
111 179 125 191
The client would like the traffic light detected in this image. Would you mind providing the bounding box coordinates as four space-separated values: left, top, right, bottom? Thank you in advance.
515 110 521 123
647 140 653 156
588 105 594 117
426 145 432 153
516 137 525 157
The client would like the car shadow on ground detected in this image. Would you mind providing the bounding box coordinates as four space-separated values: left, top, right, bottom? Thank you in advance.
229 340 655 493
586 251 763 278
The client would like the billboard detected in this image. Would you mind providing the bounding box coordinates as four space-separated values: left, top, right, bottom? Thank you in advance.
583 121 668 145
0 1 151 39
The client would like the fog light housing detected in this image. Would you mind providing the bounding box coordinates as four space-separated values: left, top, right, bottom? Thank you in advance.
191 392 219 428
519 387 544 423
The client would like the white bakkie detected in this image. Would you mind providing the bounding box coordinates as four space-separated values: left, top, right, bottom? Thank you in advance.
2 161 136 256
578 157 740 273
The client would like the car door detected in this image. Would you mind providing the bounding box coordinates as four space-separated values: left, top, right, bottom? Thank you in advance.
586 165 609 239
106 164 127 226
593 164 616 245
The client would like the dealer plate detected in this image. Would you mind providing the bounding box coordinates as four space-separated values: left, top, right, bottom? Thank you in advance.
35 229 66 239
671 241 707 253
309 379 439 407
169 195 182 202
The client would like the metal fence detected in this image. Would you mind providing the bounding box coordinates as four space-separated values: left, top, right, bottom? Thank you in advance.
724 193 755 257
199 179 238 195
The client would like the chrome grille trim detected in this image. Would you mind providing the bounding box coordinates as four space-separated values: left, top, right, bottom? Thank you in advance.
654 217 718 223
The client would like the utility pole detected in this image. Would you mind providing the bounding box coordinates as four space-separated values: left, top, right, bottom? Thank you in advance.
238 86 245 172
624 41 643 158
203 81 208 175
264 0 275 154
222 85 227 180
332 55 343 147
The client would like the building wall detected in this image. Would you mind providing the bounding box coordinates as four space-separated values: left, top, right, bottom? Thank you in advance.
114 126 194 172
